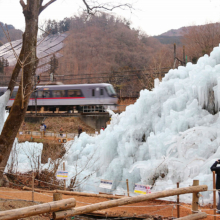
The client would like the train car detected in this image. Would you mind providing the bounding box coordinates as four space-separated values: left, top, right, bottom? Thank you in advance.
0 83 118 112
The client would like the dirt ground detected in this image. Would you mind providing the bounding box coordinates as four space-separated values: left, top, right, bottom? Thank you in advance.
0 187 218 220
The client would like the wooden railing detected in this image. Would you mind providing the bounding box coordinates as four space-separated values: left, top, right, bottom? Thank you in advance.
17 130 97 143
0 181 207 220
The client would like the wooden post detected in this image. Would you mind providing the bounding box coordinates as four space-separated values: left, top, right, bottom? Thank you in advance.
32 172 34 202
53 193 63 220
126 179 129 197
173 43 176 68
174 43 176 60
63 162 66 191
54 184 208 219
183 45 186 66
0 198 76 220
213 171 217 220
192 180 199 214
53 193 62 201
177 182 180 218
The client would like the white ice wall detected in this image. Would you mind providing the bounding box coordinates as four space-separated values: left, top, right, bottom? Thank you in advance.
3 44 220 204
58 44 220 203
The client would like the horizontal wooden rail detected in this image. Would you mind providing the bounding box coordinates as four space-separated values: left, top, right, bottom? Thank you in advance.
54 185 208 219
176 212 207 219
23 186 54 193
0 198 76 220
55 189 125 199
23 186 125 199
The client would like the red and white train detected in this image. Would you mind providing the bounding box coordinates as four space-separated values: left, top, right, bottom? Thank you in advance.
0 83 118 112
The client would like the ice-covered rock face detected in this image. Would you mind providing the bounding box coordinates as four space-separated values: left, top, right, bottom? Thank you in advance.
60 44 220 203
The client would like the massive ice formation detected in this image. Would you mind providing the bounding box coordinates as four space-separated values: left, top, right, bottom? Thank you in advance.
3 45 220 203
61 45 220 203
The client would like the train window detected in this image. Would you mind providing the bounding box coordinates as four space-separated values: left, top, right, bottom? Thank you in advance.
38 90 43 98
52 90 64 97
38 90 50 98
30 92 35 98
43 91 50 98
106 85 116 96
0 92 3 96
67 90 83 97
30 90 38 98
92 89 95 97
100 89 104 96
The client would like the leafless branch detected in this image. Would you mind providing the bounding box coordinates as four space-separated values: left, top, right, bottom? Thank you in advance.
20 0 26 9
39 0 57 14
82 0 133 15
38 26 50 36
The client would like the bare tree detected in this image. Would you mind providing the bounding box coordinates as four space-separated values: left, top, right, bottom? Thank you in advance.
182 22 220 63
0 0 133 180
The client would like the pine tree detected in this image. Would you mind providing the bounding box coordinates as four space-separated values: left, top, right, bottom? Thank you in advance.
4 59 9 67
49 54 58 81
0 57 4 74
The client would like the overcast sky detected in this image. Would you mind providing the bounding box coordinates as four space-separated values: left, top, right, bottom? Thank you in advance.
0 0 220 36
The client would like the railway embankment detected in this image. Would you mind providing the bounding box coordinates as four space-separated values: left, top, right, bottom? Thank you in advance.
22 116 95 134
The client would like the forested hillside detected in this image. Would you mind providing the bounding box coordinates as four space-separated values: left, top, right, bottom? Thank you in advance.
2 15 220 98
41 13 174 96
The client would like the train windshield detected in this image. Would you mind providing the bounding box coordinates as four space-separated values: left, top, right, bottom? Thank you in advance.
106 85 116 96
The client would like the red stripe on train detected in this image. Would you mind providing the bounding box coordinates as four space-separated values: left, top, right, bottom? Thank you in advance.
9 97 86 100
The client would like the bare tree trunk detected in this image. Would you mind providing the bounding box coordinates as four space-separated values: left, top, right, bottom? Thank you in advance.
0 0 41 179
0 0 132 180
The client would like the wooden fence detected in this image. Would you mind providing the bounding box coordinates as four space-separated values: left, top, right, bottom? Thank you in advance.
0 181 208 220
17 130 97 143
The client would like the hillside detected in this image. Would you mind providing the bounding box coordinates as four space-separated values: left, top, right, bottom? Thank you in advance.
153 26 188 45
0 14 173 98
153 35 182 45
0 22 23 45
2 16 220 98
159 26 189 36
154 23 220 45
48 14 173 97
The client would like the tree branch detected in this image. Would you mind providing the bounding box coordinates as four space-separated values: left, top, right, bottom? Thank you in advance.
20 0 26 9
82 0 91 14
82 0 133 15
39 0 57 14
